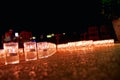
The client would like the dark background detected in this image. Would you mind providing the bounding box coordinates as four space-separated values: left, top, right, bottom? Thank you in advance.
0 0 119 35
0 1 101 34
0 0 119 47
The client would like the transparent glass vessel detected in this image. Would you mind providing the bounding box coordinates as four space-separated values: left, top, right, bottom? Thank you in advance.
0 49 5 65
3 42 19 65
24 42 37 61
37 42 56 59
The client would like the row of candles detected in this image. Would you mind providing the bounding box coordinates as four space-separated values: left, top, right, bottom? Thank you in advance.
0 39 114 65
0 42 56 65
57 39 114 50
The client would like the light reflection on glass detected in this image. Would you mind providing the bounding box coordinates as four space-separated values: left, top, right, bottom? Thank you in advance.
0 49 5 65
24 42 37 61
37 42 56 59
3 42 19 65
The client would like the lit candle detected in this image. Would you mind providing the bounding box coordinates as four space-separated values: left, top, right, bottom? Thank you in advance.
37 42 56 59
3 42 19 65
24 42 37 61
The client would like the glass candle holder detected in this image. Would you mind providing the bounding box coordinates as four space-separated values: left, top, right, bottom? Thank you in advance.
0 49 5 65
3 42 19 65
18 48 24 62
24 42 37 61
37 42 56 59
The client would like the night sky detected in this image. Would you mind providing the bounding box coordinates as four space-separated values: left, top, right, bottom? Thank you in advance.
0 1 102 35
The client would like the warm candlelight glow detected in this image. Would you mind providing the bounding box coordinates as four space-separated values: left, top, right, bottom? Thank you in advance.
57 39 114 51
24 42 37 61
93 39 114 47
3 42 19 65
37 42 56 59
0 39 115 66
0 49 5 58
0 49 5 65
18 48 24 62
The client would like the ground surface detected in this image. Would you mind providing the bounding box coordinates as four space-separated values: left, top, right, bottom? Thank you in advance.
0 43 120 80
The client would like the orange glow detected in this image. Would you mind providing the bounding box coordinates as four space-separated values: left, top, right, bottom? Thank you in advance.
24 42 37 61
57 39 114 51
0 39 115 66
3 42 19 65
93 39 114 45
37 42 56 58
0 49 5 58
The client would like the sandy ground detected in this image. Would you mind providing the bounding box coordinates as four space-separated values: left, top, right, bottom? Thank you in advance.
0 44 120 80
